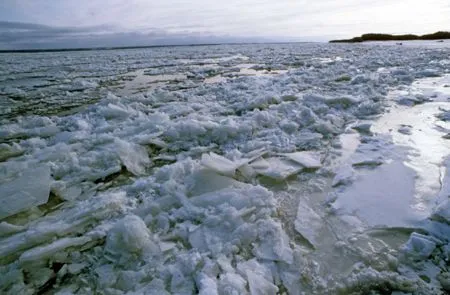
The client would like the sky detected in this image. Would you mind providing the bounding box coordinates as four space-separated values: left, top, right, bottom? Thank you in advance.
0 0 449 49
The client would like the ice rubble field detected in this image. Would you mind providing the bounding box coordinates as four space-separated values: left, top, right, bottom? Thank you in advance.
1 43 450 294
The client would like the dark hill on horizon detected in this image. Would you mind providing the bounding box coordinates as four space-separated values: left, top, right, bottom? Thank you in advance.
330 31 450 43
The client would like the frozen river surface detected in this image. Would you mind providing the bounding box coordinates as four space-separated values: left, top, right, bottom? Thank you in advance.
1 42 450 294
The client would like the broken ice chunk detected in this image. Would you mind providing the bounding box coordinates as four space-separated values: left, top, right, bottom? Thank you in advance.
332 165 354 187
187 170 245 197
19 236 91 264
197 274 218 295
237 259 273 284
352 123 372 135
0 221 25 237
0 166 51 220
281 151 322 169
254 157 303 180
254 220 293 264
396 95 427 106
351 154 383 167
115 139 151 176
0 143 23 162
249 157 270 170
294 202 323 247
432 199 450 224
105 215 159 258
401 232 437 260
200 152 247 177
247 270 278 295
51 181 82 201
218 273 247 295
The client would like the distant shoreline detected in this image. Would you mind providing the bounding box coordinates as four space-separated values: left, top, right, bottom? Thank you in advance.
0 43 234 54
330 31 450 43
0 41 315 54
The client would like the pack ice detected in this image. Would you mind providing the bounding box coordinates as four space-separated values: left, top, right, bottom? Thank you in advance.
1 42 450 294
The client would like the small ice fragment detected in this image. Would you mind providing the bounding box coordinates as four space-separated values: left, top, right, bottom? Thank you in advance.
294 202 323 247
351 155 383 167
26 267 54 289
281 151 322 169
438 272 450 291
67 263 87 275
159 241 177 252
352 123 372 134
237 259 273 283
398 125 412 135
325 96 361 107
95 264 118 289
437 109 450 122
432 199 450 224
101 103 130 119
52 182 82 201
245 148 268 159
0 166 51 220
396 95 427 106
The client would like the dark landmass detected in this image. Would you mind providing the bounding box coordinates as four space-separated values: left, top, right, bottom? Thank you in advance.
330 31 450 43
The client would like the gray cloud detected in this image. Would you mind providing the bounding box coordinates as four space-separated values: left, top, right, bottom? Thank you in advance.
0 21 273 50
1 0 449 49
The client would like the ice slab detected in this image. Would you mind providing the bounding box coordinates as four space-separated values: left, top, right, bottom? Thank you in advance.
254 157 303 180
332 161 426 228
372 99 450 206
200 152 248 177
281 151 322 169
0 166 51 220
294 202 323 247
187 169 245 197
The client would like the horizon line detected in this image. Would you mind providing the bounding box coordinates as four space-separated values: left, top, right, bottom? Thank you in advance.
0 41 323 54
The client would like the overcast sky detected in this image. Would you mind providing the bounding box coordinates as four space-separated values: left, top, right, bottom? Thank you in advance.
1 0 449 49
